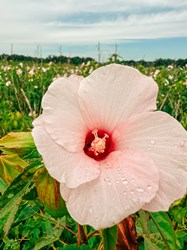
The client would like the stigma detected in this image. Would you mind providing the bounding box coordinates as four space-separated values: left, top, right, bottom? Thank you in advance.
89 129 109 156
84 129 113 161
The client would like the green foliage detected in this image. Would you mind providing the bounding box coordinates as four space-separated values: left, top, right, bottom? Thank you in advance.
137 210 187 250
102 225 118 250
34 167 68 218
0 154 28 184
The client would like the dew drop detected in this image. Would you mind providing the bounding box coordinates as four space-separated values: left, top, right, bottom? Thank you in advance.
131 178 135 182
147 185 152 190
116 180 120 184
104 177 110 182
150 140 155 144
108 181 112 186
123 191 127 195
147 147 151 151
122 178 128 185
136 187 144 192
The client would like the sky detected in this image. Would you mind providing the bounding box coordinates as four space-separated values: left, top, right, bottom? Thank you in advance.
0 0 187 61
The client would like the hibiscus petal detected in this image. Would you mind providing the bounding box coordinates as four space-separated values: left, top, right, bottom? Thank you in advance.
60 150 159 229
32 116 100 188
114 111 187 211
78 64 158 131
42 75 87 152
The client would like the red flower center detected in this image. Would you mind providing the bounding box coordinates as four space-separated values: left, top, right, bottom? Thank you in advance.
84 129 114 161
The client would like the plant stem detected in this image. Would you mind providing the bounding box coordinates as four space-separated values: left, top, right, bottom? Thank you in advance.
148 212 171 250
77 224 88 246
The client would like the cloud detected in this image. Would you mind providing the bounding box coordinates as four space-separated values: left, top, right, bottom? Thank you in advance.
0 0 187 53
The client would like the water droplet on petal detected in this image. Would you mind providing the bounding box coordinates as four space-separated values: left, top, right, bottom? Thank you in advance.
136 187 144 192
104 177 110 182
150 140 155 144
123 191 127 195
147 185 152 190
131 178 135 182
122 178 128 185
108 181 112 186
130 190 135 194
147 147 151 151
116 180 120 184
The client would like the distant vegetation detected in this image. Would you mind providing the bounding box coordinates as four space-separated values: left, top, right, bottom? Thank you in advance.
1 53 187 66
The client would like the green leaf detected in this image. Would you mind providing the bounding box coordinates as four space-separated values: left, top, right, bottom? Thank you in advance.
0 161 42 236
0 177 7 194
34 217 65 250
0 154 28 184
102 225 118 250
0 161 42 218
3 196 22 236
33 236 57 250
0 132 40 160
34 167 67 218
149 212 177 250
176 231 187 249
144 237 162 250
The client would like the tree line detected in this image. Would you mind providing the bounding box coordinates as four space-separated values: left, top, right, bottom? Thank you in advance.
0 53 187 67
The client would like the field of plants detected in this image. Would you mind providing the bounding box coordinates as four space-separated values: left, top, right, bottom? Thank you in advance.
0 57 187 249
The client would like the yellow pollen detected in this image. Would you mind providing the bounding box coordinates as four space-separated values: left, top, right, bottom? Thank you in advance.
89 129 109 156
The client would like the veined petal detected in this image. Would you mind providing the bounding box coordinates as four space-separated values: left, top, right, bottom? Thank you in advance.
60 150 159 229
114 111 187 211
78 64 158 131
42 75 86 152
32 116 100 188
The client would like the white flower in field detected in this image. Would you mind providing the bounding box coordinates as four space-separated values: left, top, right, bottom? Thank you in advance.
32 64 187 230
164 79 169 86
42 67 47 73
29 69 35 76
19 63 23 68
5 81 11 87
167 65 173 70
153 69 160 78
168 75 173 80
16 69 22 75
3 66 11 71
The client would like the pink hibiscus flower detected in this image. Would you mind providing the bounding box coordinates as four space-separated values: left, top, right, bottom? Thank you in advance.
32 64 187 230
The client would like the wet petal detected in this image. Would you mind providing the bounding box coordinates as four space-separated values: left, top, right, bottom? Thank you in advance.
42 75 87 152
78 64 158 131
60 150 159 229
114 111 187 211
32 116 100 188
